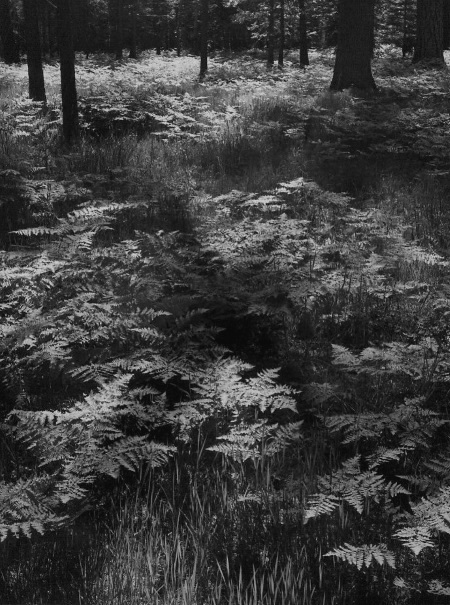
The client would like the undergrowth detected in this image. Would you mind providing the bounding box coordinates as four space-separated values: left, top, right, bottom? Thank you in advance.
1 48 450 604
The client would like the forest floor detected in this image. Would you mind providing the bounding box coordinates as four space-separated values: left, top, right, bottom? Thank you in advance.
1 48 450 604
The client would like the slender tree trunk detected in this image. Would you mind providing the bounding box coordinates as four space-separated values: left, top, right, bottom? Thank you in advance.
298 0 309 66
156 21 162 55
267 0 275 67
444 0 450 49
56 0 79 144
0 0 20 63
278 0 285 68
330 0 376 91
23 0 46 103
40 0 50 57
129 0 138 59
402 0 409 56
165 15 170 50
77 0 90 56
413 0 445 65
176 3 181 56
114 0 124 59
199 0 208 79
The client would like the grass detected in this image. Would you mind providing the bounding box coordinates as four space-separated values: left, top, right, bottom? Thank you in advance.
82 449 333 605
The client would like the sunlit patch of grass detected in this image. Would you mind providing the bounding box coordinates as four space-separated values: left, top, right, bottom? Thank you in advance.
75 52 201 98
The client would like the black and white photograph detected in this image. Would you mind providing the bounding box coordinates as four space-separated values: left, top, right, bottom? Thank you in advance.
1 0 450 602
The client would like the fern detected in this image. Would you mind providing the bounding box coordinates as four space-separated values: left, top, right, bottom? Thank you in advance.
304 493 341 521
306 454 410 520
324 543 396 570
394 527 435 555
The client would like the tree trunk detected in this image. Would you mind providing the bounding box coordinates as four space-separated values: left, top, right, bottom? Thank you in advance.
176 2 181 56
267 0 275 67
76 0 90 56
0 0 20 63
199 0 208 79
113 0 124 59
278 0 285 67
413 0 445 65
402 0 411 56
129 0 138 59
298 0 309 66
56 0 79 144
23 0 46 103
444 0 450 49
330 0 376 91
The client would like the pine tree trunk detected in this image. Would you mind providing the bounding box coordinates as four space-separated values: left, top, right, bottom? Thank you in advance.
402 0 409 56
330 0 376 91
298 0 309 66
278 0 285 67
0 0 20 63
176 2 181 56
40 0 49 57
57 0 79 144
267 0 275 67
413 0 445 65
76 0 90 56
23 0 46 103
199 0 208 79
114 0 124 59
444 0 450 49
129 0 138 59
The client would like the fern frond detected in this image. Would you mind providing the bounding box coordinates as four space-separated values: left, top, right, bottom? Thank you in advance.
304 493 340 521
324 543 396 570
0 520 47 541
394 527 434 555
367 447 405 470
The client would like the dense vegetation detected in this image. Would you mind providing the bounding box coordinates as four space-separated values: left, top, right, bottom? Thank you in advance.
2 1 450 604
0 47 450 604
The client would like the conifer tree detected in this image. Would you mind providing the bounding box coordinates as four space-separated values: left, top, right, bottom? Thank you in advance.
56 0 79 144
330 0 376 91
298 0 309 66
413 0 445 66
23 0 46 103
0 0 20 63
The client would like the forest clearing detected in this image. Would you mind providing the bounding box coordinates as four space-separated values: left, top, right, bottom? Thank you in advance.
2 0 450 603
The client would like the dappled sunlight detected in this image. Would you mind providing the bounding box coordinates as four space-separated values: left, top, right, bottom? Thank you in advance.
2 2 450 599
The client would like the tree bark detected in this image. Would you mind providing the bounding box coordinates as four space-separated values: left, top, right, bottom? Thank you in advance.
298 0 309 66
444 0 450 49
330 0 376 91
267 0 275 67
402 0 412 56
129 0 138 59
56 0 79 144
278 0 285 67
176 2 181 56
23 0 46 103
413 0 445 65
113 0 124 59
199 0 208 79
75 0 90 56
0 0 20 63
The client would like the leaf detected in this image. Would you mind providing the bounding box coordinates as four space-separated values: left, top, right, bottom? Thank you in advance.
324 543 396 570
